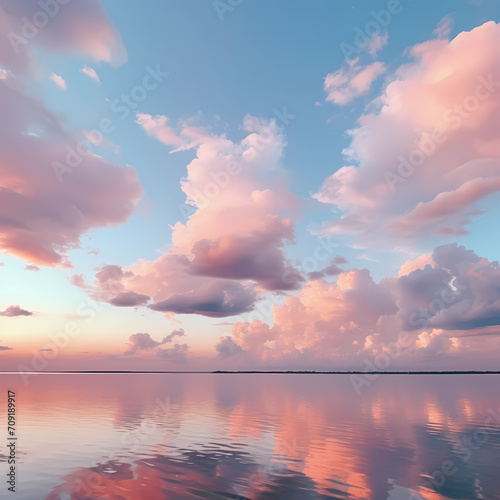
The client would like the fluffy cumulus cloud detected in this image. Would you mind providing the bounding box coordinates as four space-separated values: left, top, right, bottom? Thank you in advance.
0 78 142 266
222 268 397 364
324 58 386 106
86 115 303 317
0 305 33 316
0 6 142 267
125 329 185 355
215 336 244 358
215 244 500 368
0 0 127 75
315 22 500 244
123 330 189 364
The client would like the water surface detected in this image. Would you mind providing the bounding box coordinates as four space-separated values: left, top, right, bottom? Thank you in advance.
0 374 499 499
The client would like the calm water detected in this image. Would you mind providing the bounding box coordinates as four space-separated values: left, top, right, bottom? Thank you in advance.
0 374 499 500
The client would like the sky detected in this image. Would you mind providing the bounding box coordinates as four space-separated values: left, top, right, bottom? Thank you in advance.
1 0 500 372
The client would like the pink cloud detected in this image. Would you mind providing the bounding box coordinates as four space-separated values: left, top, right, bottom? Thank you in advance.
223 268 397 363
215 336 244 358
88 257 256 318
367 31 389 57
433 14 455 39
389 176 500 237
24 264 40 271
398 254 434 277
0 305 33 317
315 21 500 244
50 73 66 90
86 116 303 317
217 244 500 368
0 0 127 75
70 274 88 288
308 255 348 280
125 329 185 355
0 3 140 268
324 59 386 106
80 65 101 84
108 292 150 308
0 81 142 267
135 113 188 150
135 113 213 153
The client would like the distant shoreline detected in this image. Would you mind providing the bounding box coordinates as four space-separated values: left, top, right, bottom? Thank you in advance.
0 370 499 375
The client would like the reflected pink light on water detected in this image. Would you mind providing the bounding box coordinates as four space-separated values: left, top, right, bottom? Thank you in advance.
0 374 498 499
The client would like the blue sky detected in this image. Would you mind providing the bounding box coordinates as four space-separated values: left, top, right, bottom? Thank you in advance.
37 3 490 265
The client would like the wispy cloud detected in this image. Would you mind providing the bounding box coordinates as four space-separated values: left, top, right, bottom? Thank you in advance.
324 58 386 106
80 65 101 84
368 31 389 57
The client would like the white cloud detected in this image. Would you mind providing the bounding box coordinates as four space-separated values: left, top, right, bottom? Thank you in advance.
50 73 67 90
433 14 455 39
368 31 389 57
80 65 101 85
324 59 386 106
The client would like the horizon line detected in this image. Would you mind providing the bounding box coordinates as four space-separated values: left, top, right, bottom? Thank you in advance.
1 370 500 375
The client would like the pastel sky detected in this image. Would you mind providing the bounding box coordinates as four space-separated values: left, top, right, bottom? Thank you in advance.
1 0 500 372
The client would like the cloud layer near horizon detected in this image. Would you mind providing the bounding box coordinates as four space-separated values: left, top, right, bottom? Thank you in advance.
316 21 500 244
216 244 500 368
124 330 188 363
0 305 33 317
